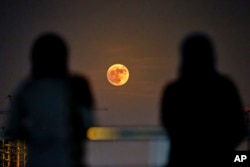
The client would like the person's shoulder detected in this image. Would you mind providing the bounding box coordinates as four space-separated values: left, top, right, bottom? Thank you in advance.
214 73 240 94
70 74 90 86
215 73 236 86
70 74 89 82
10 78 34 101
69 73 92 91
15 78 33 92
162 80 180 95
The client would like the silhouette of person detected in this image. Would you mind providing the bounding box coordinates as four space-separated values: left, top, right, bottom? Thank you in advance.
6 32 95 167
160 32 246 166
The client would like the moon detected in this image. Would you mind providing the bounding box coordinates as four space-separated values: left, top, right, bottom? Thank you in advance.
107 64 129 86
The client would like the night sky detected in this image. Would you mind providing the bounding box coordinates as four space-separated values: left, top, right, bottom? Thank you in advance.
0 0 250 127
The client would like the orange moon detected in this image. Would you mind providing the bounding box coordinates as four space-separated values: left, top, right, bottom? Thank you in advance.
107 64 129 86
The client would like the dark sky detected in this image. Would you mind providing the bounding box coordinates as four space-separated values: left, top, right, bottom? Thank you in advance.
0 0 250 126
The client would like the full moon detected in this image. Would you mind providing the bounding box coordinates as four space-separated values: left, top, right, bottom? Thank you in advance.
107 64 129 86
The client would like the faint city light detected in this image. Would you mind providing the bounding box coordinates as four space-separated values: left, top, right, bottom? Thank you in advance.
87 127 119 140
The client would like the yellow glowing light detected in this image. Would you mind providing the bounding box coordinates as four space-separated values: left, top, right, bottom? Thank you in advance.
87 127 119 140
107 64 129 86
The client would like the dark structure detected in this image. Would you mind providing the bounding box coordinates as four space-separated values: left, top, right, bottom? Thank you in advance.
160 32 246 166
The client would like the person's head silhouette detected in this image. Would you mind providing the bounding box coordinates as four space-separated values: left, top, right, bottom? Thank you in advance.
179 32 216 77
30 32 68 78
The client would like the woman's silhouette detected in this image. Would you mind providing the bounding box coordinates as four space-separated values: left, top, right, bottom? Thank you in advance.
7 32 94 167
161 32 246 166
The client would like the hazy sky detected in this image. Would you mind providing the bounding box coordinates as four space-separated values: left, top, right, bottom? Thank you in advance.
0 0 250 126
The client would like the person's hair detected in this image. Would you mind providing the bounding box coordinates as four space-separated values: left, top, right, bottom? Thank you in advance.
179 32 216 76
30 32 68 78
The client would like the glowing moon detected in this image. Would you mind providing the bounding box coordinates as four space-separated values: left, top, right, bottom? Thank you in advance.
107 64 129 86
